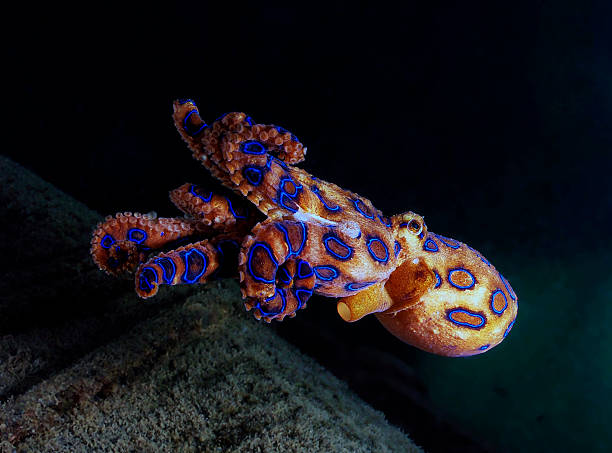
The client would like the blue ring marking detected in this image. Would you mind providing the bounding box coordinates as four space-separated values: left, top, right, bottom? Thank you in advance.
181 249 208 283
275 221 307 258
189 184 212 202
245 116 253 126
214 112 229 122
247 242 278 284
154 257 177 284
280 176 302 193
277 223 299 255
447 308 486 329
313 265 339 281
436 234 461 249
434 270 442 288
224 197 248 219
394 240 401 257
274 125 299 142
499 273 517 301
345 281 376 291
310 186 341 212
274 125 288 135
138 266 158 292
490 289 508 315
296 222 307 256
279 193 298 212
423 238 439 252
270 155 289 170
282 179 298 196
101 234 115 249
240 140 267 155
297 260 314 279
183 110 207 135
243 166 264 186
466 245 491 267
323 234 353 261
353 199 375 219
504 318 516 338
378 215 392 227
277 176 303 213
279 194 299 212
294 288 312 310
259 288 287 316
367 237 389 263
127 228 147 244
399 222 409 228
278 266 292 285
448 268 476 290
419 231 424 240
479 344 491 351
177 98 194 105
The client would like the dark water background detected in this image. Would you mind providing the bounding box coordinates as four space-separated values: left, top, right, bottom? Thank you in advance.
6 3 612 452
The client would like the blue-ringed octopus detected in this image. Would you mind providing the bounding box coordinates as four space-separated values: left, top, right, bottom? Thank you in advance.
91 99 518 357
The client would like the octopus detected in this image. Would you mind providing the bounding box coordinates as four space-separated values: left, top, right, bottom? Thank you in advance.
91 99 517 357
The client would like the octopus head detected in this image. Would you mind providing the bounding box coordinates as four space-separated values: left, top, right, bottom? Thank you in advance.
376 232 518 356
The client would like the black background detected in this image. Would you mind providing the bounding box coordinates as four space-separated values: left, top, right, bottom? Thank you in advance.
6 3 612 452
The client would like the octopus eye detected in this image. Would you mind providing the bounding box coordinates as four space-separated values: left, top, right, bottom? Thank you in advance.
408 219 422 234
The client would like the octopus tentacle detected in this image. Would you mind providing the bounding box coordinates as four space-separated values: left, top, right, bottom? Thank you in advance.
172 100 306 194
169 183 258 232
238 218 315 322
134 239 220 298
91 212 202 276
92 185 260 278
172 100 234 188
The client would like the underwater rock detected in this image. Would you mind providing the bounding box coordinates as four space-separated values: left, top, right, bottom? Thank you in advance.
0 156 421 452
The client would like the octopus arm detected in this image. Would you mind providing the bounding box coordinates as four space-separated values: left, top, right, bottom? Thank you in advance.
135 239 220 298
91 212 202 276
169 183 259 232
238 217 316 322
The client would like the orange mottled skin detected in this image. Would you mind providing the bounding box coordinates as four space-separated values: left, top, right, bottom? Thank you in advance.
91 99 517 357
